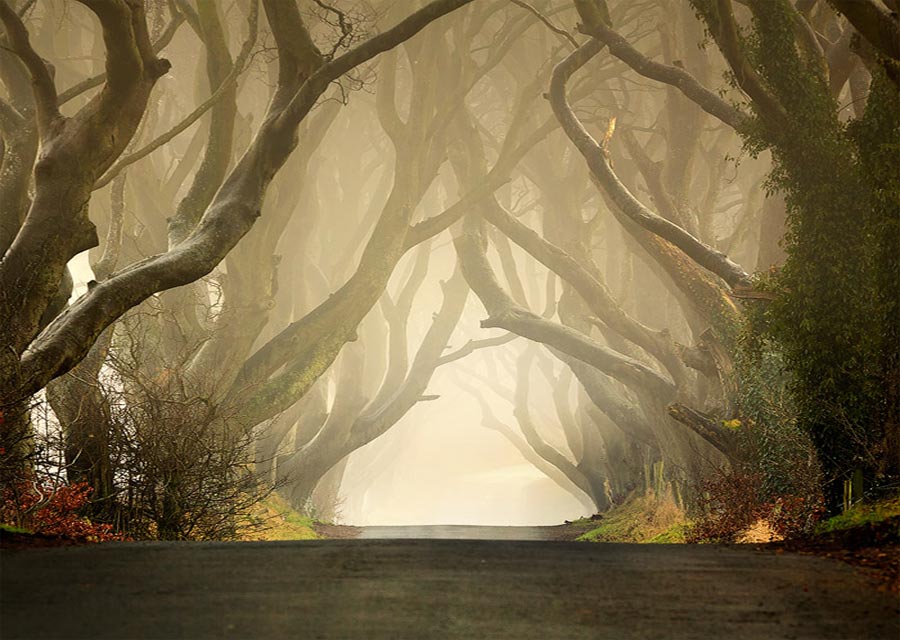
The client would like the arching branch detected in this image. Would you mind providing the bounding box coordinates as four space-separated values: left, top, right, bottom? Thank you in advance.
0 0 59 132
576 18 750 131
17 0 477 396
93 1 259 191
454 221 677 402
548 39 753 291
829 0 900 65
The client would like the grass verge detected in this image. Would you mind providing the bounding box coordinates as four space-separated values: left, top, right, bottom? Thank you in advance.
242 493 319 541
815 494 900 536
572 494 688 543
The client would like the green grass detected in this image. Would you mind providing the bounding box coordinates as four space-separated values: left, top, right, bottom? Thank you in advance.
243 493 319 541
646 522 690 543
0 523 32 535
815 494 900 535
576 494 687 543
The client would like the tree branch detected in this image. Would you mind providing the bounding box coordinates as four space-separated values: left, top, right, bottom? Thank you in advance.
436 333 518 367
57 7 184 107
666 402 736 458
548 39 753 290
829 0 900 64
510 0 579 49
577 18 750 131
691 0 789 127
455 221 677 402
76 0 150 97
93 1 258 191
18 0 475 397
0 0 59 132
279 0 476 131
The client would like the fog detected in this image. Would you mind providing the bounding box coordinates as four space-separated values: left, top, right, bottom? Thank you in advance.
6 0 881 541
341 393 589 525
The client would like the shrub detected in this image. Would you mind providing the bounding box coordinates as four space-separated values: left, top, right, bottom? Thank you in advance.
102 385 277 541
687 313 828 543
0 478 124 542
687 467 825 542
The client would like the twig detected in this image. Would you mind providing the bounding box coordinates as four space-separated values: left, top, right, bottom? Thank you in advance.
510 0 578 49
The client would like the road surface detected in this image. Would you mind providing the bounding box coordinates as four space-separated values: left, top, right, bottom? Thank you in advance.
2 529 897 639
358 525 562 540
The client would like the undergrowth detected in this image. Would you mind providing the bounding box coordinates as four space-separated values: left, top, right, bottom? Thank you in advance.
0 479 125 542
241 492 319 541
815 494 900 535
576 493 687 543
686 468 826 543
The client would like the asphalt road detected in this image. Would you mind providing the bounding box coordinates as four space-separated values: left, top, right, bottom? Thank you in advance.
2 533 897 639
358 525 559 540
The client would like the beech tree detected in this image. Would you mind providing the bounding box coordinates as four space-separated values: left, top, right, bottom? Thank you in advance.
3 0 894 533
0 0 476 487
571 0 899 506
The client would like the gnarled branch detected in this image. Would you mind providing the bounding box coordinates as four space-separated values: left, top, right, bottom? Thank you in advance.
548 39 753 290
0 0 59 132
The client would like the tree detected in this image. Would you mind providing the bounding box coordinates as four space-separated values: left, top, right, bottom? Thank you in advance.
0 0 476 489
573 0 899 507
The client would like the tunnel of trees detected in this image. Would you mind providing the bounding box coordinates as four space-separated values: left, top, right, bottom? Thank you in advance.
0 0 896 539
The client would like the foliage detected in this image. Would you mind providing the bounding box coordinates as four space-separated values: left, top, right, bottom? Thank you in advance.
734 315 823 498
815 494 900 535
646 521 690 544
0 478 124 542
691 0 900 507
687 468 825 542
687 301 827 542
0 523 31 534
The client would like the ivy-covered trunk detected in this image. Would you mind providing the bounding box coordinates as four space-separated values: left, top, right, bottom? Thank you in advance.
687 0 900 508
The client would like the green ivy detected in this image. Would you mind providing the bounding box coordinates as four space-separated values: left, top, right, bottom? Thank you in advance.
692 0 900 506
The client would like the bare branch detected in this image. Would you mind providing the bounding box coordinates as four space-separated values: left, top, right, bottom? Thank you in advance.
454 221 677 401
548 40 753 290
405 113 557 249
436 333 519 367
577 19 749 131
0 0 59 132
58 7 184 107
279 0 476 130
19 0 476 395
92 171 126 280
510 0 579 49
312 0 356 58
93 3 257 191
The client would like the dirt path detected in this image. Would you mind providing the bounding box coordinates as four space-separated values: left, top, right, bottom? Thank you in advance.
2 538 897 639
